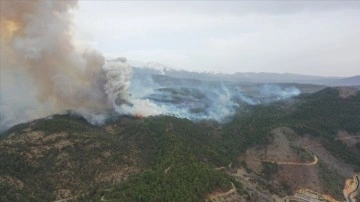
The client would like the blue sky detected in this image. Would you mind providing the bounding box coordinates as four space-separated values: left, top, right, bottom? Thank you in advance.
74 1 360 76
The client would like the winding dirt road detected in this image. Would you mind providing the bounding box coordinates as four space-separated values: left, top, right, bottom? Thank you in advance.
253 146 318 166
207 181 237 200
254 134 360 167
345 175 359 202
335 135 360 140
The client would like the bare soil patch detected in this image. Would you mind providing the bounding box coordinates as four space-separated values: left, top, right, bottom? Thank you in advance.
336 87 359 99
277 164 321 194
245 127 313 173
308 145 353 178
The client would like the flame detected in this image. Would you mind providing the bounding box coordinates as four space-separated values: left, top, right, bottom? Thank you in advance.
135 114 144 119
0 20 20 41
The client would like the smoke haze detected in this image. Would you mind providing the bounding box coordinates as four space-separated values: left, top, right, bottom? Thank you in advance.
0 0 301 132
129 69 301 122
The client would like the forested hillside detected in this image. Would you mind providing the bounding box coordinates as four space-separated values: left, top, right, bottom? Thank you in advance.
1 87 359 201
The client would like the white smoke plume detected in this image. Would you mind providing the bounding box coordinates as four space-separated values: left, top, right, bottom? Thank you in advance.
128 71 302 122
0 0 303 132
0 0 157 131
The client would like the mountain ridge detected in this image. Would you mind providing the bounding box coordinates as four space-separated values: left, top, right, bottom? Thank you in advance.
129 60 359 86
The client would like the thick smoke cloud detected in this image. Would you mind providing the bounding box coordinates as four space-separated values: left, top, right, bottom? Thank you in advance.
0 0 156 131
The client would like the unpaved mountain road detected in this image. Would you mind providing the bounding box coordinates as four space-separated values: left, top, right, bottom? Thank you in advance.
335 135 360 140
253 155 318 166
254 145 318 166
345 175 359 202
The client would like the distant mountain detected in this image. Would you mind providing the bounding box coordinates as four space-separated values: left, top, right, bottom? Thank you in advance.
129 60 359 86
332 75 360 86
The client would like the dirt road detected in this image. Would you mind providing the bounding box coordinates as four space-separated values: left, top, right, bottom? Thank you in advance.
254 146 318 166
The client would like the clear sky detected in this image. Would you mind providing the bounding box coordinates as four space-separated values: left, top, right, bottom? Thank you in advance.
73 1 360 76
